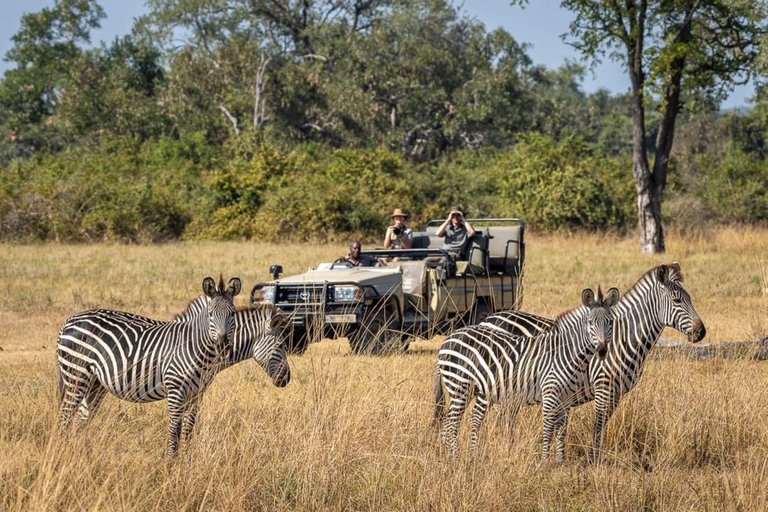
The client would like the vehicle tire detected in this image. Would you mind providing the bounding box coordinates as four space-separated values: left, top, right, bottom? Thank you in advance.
349 305 406 355
285 326 310 355
470 300 491 325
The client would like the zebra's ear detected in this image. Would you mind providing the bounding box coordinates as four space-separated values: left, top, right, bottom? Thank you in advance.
656 265 669 284
582 288 596 308
202 277 217 298
227 277 242 297
669 262 684 283
604 287 620 307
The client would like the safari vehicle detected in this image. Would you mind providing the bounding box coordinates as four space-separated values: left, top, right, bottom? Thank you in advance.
250 218 526 354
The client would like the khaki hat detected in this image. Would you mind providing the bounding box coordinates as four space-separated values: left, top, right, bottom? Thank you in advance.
390 208 410 219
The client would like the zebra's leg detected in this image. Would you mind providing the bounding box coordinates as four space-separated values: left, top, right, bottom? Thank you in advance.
181 399 201 443
554 409 569 464
589 383 620 462
166 390 186 458
75 380 108 428
468 395 489 456
58 368 92 431
441 395 469 457
541 397 558 461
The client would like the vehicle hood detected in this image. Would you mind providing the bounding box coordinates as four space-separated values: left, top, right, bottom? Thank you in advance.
273 267 402 286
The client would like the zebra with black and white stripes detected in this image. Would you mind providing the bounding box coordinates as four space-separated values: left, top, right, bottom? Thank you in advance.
164 302 292 443
57 275 241 457
435 287 619 462
481 262 706 460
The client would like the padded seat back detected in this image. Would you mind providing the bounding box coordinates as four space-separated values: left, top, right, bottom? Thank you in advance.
410 233 430 249
463 233 488 275
411 231 444 250
487 225 524 275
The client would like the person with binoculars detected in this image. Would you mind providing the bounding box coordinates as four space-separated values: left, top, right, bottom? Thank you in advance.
436 208 475 259
383 208 413 249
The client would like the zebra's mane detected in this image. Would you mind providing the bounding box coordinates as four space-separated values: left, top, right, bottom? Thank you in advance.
235 303 277 313
173 295 209 322
549 304 587 332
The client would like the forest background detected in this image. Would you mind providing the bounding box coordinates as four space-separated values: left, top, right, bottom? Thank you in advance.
1 0 767 244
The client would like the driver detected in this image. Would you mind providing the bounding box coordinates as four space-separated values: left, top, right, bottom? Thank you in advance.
335 239 375 267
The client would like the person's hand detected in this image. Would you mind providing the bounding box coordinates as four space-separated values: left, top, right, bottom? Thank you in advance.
386 226 396 238
446 211 455 221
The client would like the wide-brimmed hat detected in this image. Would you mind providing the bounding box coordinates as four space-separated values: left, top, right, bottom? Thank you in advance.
390 208 410 219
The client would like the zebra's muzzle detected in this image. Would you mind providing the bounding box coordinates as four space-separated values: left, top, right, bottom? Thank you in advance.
596 342 608 360
271 367 290 387
688 319 706 343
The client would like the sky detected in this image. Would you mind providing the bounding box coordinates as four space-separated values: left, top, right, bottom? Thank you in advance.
0 0 755 109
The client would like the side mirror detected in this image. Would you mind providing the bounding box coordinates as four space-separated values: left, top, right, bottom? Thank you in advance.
269 264 283 280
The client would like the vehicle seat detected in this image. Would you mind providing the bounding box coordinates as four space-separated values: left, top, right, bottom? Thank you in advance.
411 231 444 250
487 225 525 275
459 233 488 275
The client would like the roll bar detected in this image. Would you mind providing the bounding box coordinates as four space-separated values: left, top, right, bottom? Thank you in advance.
424 217 525 228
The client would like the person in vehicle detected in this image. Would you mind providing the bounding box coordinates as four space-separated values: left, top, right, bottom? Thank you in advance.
436 209 476 259
384 208 413 249
335 239 376 267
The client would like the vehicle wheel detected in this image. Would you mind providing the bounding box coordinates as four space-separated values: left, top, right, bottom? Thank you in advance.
470 300 491 325
285 326 310 355
349 306 405 355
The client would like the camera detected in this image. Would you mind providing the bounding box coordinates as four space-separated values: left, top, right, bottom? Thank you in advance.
393 226 403 236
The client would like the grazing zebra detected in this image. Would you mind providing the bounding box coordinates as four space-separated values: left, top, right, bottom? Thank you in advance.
481 262 706 460
435 286 619 462
57 276 241 457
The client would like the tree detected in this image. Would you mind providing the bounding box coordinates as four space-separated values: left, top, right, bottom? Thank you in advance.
0 0 104 156
513 0 768 252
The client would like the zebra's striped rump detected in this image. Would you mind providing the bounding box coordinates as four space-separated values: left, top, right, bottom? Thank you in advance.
435 286 619 461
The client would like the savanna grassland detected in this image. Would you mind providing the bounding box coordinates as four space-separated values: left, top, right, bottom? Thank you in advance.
1 228 767 511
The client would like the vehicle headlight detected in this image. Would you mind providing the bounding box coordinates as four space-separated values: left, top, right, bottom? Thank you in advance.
334 285 362 302
257 285 275 302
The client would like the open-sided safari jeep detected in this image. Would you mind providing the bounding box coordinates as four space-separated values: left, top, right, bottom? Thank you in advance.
250 218 526 354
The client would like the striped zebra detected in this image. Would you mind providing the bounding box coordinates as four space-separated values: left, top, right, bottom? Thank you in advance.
481 262 706 460
435 286 619 462
57 276 241 457
162 303 292 443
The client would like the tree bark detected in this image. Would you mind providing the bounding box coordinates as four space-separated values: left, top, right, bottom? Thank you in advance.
253 54 270 130
626 0 665 254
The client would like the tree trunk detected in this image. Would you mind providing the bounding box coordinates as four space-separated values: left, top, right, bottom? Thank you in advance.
627 1 665 254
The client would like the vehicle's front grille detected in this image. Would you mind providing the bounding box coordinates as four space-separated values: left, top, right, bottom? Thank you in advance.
277 285 329 304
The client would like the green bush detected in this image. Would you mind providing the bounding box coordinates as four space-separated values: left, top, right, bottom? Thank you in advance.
496 135 635 229
0 135 206 242
3 131 765 243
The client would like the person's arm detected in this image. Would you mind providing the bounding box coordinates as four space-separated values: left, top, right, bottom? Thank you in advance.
401 228 413 249
435 213 452 237
384 226 394 248
464 218 476 237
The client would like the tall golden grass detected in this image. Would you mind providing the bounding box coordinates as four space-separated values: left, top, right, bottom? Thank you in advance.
1 227 767 511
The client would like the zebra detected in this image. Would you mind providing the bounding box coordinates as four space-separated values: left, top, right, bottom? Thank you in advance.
434 286 619 462
57 275 241 457
480 262 706 460
155 302 292 445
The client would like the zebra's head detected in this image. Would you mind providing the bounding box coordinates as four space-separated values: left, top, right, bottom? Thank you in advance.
256 308 291 387
653 263 706 343
202 275 241 348
582 286 619 360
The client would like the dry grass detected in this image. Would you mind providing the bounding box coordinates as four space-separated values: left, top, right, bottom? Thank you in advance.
1 227 767 511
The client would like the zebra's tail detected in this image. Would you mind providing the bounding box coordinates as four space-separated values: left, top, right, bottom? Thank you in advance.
56 363 64 405
433 367 445 429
